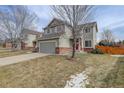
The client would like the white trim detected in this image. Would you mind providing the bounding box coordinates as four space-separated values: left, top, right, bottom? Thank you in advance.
84 47 93 48
39 41 57 47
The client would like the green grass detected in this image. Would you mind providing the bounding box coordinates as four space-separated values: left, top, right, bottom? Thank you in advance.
0 53 123 88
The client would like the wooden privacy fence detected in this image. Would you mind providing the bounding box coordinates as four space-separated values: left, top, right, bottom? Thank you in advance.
96 45 124 55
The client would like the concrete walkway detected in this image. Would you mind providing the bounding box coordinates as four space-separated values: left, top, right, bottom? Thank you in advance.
111 55 124 57
0 53 48 67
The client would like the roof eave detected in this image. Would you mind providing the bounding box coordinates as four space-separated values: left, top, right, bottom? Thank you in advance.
37 37 60 41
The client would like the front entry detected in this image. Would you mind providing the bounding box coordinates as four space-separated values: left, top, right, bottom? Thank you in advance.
75 38 81 51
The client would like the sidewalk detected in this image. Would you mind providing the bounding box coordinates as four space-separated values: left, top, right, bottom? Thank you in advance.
0 53 48 67
111 55 124 57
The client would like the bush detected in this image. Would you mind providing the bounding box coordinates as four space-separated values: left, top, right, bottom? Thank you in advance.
99 41 115 47
91 48 104 54
32 47 39 53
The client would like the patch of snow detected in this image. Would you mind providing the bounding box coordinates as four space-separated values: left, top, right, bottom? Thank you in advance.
64 71 89 88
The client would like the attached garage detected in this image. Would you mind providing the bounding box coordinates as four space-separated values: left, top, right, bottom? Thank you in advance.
39 42 56 54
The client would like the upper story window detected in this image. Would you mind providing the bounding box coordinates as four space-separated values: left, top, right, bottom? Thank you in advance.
54 27 57 32
85 40 92 47
23 34 28 40
84 27 90 33
47 27 55 33
51 27 55 33
44 29 48 34
47 29 50 34
44 25 63 34
57 26 62 32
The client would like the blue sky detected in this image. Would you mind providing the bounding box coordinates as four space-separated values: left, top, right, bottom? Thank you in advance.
0 5 124 41
93 6 124 41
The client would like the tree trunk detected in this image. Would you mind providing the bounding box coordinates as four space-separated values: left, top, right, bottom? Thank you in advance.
71 28 76 58
71 38 76 58
11 43 16 51
11 40 17 51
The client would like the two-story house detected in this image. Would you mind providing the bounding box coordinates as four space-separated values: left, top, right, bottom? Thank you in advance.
5 29 42 49
21 29 42 49
37 18 98 54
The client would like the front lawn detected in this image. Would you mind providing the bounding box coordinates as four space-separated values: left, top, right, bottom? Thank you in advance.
101 57 124 87
0 50 31 58
0 53 121 88
0 55 85 87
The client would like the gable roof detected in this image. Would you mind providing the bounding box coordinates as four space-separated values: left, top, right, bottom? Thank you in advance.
44 18 98 31
79 22 97 27
44 18 65 30
79 22 98 32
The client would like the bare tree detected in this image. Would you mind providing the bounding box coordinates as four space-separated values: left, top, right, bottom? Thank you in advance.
51 5 94 58
101 28 115 43
0 5 38 50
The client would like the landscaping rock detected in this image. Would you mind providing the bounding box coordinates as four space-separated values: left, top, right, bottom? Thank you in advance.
64 71 89 88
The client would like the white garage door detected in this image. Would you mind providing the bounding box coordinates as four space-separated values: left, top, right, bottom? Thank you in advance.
40 42 56 54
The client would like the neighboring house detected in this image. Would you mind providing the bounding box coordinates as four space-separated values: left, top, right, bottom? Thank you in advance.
0 39 4 46
21 29 42 49
37 18 98 54
115 44 124 48
5 29 42 49
4 39 12 49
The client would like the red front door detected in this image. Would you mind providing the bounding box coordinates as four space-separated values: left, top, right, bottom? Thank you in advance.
76 43 79 50
76 39 79 50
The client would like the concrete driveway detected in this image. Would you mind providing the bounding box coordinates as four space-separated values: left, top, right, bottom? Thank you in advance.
0 53 48 67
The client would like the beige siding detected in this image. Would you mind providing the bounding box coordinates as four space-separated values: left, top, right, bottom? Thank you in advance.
82 27 97 48
83 27 93 40
59 37 71 48
93 26 97 48
58 26 72 48
64 25 72 37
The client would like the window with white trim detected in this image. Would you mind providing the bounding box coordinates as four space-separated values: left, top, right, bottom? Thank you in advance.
51 27 55 33
47 29 50 34
57 26 62 32
54 27 57 32
84 28 90 33
44 29 48 34
85 40 92 47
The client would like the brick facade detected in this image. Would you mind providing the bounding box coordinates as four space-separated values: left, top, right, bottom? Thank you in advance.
83 48 93 52
5 42 34 50
21 42 34 50
56 47 72 54
5 42 12 49
55 47 93 54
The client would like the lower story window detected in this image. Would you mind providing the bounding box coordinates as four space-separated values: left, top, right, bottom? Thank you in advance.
85 40 92 47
